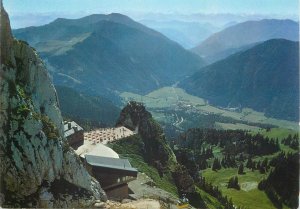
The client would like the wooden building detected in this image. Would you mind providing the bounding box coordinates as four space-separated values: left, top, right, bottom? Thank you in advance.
64 121 84 149
84 154 138 200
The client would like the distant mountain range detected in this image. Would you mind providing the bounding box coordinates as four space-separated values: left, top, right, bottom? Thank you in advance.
133 13 298 28
13 13 205 100
192 19 299 63
139 19 220 48
181 39 299 121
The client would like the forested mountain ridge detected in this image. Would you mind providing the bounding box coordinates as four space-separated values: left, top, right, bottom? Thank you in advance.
55 86 120 128
180 39 299 121
13 13 205 100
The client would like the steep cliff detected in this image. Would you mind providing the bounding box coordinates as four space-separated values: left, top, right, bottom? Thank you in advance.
116 101 177 169
0 5 106 207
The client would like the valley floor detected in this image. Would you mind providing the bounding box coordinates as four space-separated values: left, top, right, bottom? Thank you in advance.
120 87 298 133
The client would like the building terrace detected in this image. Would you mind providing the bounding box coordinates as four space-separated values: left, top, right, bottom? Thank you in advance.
84 126 136 144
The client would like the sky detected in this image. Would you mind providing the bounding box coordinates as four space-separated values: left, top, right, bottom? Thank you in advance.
3 0 299 28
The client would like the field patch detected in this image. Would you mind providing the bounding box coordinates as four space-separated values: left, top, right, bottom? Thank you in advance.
240 182 257 191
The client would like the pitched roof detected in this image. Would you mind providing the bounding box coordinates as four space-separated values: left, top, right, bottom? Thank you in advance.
85 154 137 173
64 121 83 138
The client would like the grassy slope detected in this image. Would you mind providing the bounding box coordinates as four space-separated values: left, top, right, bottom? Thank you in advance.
109 135 225 208
36 33 91 55
108 135 178 196
215 122 261 131
255 128 298 155
258 128 299 140
202 168 278 209
196 187 224 209
202 127 298 209
121 87 206 109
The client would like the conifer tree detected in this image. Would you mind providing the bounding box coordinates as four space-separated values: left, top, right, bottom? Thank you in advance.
212 158 221 171
238 163 244 175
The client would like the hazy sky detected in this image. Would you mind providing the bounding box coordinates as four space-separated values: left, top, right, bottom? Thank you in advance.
3 0 299 28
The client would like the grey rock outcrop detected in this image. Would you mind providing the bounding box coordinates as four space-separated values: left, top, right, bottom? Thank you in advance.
116 101 177 169
0 4 106 207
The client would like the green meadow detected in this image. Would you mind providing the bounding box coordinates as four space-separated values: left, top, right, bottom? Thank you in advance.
202 168 290 209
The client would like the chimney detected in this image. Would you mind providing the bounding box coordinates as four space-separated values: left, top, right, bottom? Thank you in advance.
68 122 71 129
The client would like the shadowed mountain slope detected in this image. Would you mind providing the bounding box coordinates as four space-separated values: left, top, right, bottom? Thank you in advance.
181 39 299 121
13 14 205 100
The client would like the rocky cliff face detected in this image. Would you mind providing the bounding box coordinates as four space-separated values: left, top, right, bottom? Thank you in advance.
0 5 106 207
116 101 177 170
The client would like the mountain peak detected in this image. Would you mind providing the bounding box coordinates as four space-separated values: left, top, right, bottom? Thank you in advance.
51 13 134 27
192 18 299 63
108 12 129 18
